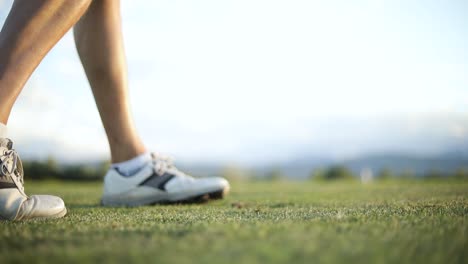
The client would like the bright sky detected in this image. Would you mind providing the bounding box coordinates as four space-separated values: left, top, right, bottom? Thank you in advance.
1 0 467 163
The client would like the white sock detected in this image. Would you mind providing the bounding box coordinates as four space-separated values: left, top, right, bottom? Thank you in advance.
0 123 7 138
111 152 152 177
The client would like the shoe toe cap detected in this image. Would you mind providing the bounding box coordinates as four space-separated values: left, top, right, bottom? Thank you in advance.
18 195 67 220
212 177 230 197
33 195 66 211
201 177 230 191
215 177 230 189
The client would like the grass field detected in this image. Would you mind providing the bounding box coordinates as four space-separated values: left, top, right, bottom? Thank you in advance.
1 180 467 264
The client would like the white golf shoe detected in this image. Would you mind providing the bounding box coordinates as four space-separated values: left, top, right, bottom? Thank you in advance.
102 153 230 206
0 138 67 221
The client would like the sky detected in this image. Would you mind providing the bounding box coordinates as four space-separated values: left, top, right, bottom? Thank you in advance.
0 0 467 164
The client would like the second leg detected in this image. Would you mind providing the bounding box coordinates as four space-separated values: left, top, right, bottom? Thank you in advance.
73 0 146 163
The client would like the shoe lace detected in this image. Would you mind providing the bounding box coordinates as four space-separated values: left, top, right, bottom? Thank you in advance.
0 148 24 190
151 153 188 178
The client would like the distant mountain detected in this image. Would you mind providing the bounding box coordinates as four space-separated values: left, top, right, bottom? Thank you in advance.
272 151 468 179
179 151 468 180
340 152 468 177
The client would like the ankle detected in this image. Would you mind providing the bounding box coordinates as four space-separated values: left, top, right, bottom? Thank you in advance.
110 143 147 163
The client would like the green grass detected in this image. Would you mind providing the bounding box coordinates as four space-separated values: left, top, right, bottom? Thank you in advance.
1 180 467 264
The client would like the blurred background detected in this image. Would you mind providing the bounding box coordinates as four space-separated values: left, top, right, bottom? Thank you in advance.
0 0 467 181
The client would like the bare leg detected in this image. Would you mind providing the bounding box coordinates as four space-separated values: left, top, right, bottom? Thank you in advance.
74 1 232 204
0 0 92 123
73 0 146 163
0 0 92 220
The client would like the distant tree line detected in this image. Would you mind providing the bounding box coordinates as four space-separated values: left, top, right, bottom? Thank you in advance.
16 158 468 182
309 166 355 181
308 165 468 181
260 165 468 182
21 158 109 181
